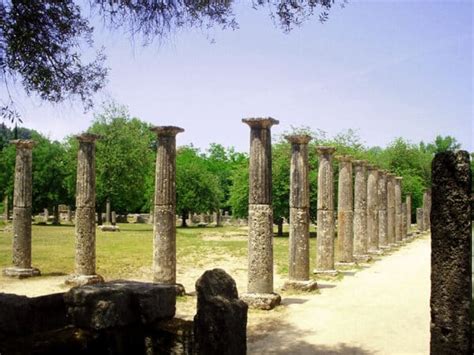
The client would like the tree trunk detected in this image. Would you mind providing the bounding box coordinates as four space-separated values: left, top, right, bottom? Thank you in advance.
181 211 188 227
52 204 60 225
277 218 283 237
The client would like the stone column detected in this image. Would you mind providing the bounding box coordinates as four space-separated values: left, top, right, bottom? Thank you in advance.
66 134 103 286
3 195 9 222
151 126 184 292
401 202 407 241
394 177 403 243
282 135 317 291
367 165 381 254
423 189 431 231
406 194 412 237
43 208 49 223
335 155 354 265
377 170 389 249
353 160 370 262
314 146 338 275
66 206 73 223
3 140 40 278
240 118 281 310
105 198 111 225
111 211 116 226
215 209 222 227
430 151 472 354
416 208 424 232
386 174 396 246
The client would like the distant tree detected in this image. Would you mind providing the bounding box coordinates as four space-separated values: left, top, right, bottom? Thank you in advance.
88 103 155 214
176 146 222 227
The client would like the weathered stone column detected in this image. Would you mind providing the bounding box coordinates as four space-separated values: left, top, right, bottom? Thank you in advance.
377 170 389 249
282 135 317 291
406 194 412 237
386 174 396 246
240 118 280 310
43 208 49 223
423 189 431 231
105 198 111 225
66 206 73 223
367 165 381 254
150 126 184 292
314 146 338 275
3 140 40 278
3 195 9 222
416 208 424 232
335 155 354 265
401 202 407 241
430 151 472 354
66 134 103 286
394 177 403 243
353 160 370 262
111 211 116 226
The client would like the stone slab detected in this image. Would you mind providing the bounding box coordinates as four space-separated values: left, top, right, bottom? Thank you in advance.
2 267 40 278
240 292 281 310
282 279 318 292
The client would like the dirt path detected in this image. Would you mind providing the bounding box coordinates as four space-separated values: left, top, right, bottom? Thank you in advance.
248 236 431 354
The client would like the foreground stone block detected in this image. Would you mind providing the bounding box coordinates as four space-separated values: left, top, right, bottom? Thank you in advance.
194 269 247 355
282 279 318 292
64 280 176 330
430 151 472 355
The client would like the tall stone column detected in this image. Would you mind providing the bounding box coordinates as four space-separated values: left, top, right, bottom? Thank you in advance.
3 195 9 222
406 194 412 237
386 174 396 246
367 165 381 254
151 126 184 291
105 198 111 225
66 134 103 286
43 208 49 223
430 151 472 354
3 140 40 278
335 155 354 265
353 160 370 262
401 202 407 241
416 208 424 232
314 146 338 275
394 177 403 243
423 189 431 231
241 118 281 310
282 135 317 291
377 170 389 249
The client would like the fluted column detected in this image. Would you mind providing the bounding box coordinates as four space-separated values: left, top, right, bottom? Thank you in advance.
394 177 403 243
241 118 281 310
66 134 103 286
314 146 337 275
283 135 317 291
353 160 370 262
416 208 424 232
406 194 412 238
3 140 40 278
336 155 354 264
386 174 396 246
377 170 389 249
367 165 381 254
423 189 431 231
151 126 184 288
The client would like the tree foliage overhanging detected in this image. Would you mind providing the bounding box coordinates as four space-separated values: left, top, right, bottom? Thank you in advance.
0 0 341 121
0 103 469 229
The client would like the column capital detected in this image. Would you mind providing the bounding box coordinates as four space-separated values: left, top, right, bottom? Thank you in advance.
242 117 279 128
10 139 36 149
285 134 311 145
150 126 185 137
75 133 101 143
316 146 336 155
352 159 367 167
335 155 353 162
367 164 379 171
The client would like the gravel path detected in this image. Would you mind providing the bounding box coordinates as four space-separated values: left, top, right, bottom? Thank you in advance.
248 235 431 354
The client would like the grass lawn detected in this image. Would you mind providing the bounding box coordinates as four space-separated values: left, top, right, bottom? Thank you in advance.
0 223 322 285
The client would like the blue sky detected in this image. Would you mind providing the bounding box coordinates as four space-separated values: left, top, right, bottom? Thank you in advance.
5 0 473 152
